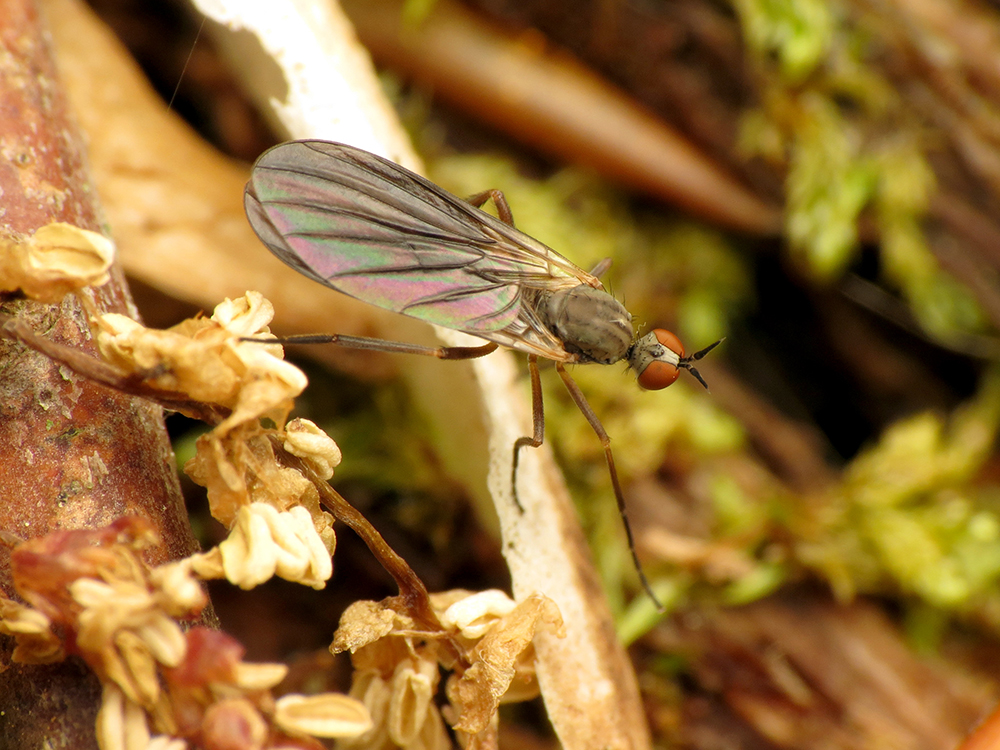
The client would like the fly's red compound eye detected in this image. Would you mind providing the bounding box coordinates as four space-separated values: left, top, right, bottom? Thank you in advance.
636 329 685 390
652 328 684 357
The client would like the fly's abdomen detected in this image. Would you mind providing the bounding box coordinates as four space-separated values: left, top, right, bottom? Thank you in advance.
542 285 632 364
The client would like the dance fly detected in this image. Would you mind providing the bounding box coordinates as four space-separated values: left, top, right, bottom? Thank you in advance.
244 140 721 608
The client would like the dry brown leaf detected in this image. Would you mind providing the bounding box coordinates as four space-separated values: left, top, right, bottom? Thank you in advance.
447 593 564 734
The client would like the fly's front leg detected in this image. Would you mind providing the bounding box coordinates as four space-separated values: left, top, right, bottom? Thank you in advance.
511 355 543 512
242 333 498 360
466 189 515 227
555 363 665 611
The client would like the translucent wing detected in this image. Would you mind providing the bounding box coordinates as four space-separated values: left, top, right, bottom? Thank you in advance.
245 140 603 360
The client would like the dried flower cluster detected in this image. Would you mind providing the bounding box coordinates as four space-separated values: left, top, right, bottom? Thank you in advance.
2 290 566 749
0 221 114 302
94 291 304 433
94 292 339 590
0 518 371 750
332 590 564 750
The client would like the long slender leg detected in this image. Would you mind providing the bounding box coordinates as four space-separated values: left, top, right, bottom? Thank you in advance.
243 333 498 360
466 193 547 511
466 190 546 513
511 355 543 512
555 363 665 612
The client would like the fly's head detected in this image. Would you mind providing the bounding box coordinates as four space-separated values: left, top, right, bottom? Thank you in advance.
628 330 723 390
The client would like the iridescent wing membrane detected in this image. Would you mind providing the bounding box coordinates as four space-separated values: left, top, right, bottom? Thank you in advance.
244 140 603 360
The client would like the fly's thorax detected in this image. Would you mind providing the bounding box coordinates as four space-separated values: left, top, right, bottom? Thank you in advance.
542 285 633 364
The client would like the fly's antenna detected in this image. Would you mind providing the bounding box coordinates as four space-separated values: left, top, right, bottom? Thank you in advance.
679 338 724 390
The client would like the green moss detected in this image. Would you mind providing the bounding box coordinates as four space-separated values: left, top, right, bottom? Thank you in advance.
711 473 765 537
722 560 787 605
795 368 1000 621
783 95 879 278
618 577 688 646
733 0 834 81
736 0 987 342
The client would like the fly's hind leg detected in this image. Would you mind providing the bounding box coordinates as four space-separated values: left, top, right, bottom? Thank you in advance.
511 355 543 512
555 363 665 611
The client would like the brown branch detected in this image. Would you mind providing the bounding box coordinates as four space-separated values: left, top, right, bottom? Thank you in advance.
0 315 231 425
0 2 203 747
279 450 448 639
